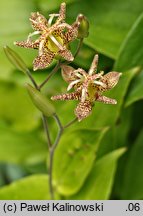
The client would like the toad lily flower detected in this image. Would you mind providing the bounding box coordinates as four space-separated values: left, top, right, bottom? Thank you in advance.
51 54 122 121
14 3 80 71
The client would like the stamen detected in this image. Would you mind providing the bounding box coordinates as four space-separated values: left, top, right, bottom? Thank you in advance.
81 87 86 103
48 14 59 26
94 80 107 88
75 72 83 79
74 69 87 78
39 40 45 56
67 79 81 91
49 34 63 50
27 31 41 41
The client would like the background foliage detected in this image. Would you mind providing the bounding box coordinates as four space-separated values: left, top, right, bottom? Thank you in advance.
0 0 143 199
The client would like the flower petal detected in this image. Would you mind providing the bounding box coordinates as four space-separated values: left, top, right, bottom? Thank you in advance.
96 95 117 104
51 92 81 101
100 72 122 90
30 12 48 31
14 40 39 49
75 100 92 121
56 2 66 24
61 65 76 83
58 48 74 61
64 21 80 42
88 54 99 75
33 50 54 71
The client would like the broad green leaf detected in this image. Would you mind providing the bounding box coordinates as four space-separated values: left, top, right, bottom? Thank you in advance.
0 80 40 131
125 70 143 107
71 148 126 200
40 0 143 59
114 13 143 71
0 175 50 200
0 124 47 165
121 130 143 199
97 107 133 159
0 0 36 79
53 128 107 196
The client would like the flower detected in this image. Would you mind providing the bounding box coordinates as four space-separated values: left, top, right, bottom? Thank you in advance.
51 54 122 121
14 3 80 71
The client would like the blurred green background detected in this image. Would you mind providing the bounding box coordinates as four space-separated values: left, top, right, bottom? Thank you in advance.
0 0 143 199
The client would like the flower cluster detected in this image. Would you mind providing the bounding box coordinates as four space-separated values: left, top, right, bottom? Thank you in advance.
14 2 122 121
51 54 122 121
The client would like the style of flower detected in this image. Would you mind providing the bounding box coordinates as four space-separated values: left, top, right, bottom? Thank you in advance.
14 3 80 71
51 54 122 121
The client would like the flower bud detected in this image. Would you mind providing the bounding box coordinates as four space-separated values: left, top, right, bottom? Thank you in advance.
76 14 89 39
26 84 55 117
4 46 28 74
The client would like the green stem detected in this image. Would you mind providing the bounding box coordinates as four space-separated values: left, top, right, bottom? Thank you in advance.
48 114 78 199
63 117 78 129
25 69 39 90
39 61 61 89
42 115 52 148
74 38 84 59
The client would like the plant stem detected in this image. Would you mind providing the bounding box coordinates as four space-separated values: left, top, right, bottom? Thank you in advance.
39 61 61 89
48 114 78 199
48 113 63 199
74 38 83 59
24 69 52 149
63 117 78 129
42 115 52 148
25 69 39 90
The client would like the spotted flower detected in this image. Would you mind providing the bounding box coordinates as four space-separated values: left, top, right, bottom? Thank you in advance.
51 54 122 121
14 3 80 71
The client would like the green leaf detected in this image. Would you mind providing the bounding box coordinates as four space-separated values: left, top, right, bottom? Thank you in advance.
26 84 55 117
0 80 39 131
125 70 143 107
0 124 47 165
122 130 143 199
0 175 50 200
0 0 36 79
97 107 133 158
71 148 126 200
114 13 143 71
53 128 107 196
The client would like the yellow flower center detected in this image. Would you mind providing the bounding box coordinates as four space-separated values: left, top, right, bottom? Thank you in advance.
45 34 64 53
87 83 96 102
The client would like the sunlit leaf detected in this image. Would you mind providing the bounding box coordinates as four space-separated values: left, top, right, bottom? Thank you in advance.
114 13 143 71
0 175 50 200
71 148 126 199
0 80 39 131
125 70 143 107
53 128 107 196
0 124 47 165
0 0 36 79
121 130 143 199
